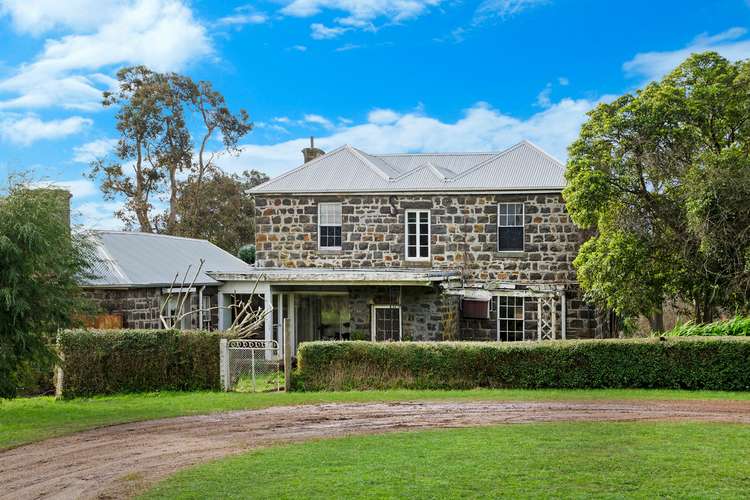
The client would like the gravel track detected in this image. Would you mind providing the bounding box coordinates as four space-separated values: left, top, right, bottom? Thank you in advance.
3 399 750 499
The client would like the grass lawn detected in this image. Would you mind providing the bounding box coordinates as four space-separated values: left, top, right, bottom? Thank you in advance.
142 422 750 499
2 388 750 450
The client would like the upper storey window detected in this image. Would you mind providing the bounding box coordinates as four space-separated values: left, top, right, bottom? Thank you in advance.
405 210 430 261
497 203 524 251
318 202 342 248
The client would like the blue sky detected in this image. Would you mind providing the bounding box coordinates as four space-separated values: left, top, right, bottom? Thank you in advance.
1 0 749 229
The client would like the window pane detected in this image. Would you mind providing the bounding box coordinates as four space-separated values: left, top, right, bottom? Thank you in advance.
498 226 524 251
319 203 342 225
498 203 523 227
374 307 400 342
497 296 525 342
406 211 430 259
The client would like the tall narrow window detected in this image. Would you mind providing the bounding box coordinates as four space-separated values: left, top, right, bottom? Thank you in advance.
497 296 525 341
318 202 342 248
497 203 524 251
372 305 401 341
406 210 430 260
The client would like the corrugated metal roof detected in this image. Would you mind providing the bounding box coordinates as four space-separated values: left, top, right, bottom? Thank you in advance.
252 141 565 194
83 231 253 288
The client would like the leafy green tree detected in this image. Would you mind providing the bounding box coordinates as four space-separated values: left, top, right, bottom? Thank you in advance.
175 170 268 255
565 52 750 323
0 185 92 398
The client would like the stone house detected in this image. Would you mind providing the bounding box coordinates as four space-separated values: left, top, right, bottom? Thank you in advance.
211 140 610 352
82 231 252 329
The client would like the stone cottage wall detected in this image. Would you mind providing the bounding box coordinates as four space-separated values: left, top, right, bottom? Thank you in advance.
255 193 600 338
85 288 163 329
84 287 220 330
344 285 456 341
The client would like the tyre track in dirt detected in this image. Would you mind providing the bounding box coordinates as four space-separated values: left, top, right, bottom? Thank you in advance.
3 399 750 499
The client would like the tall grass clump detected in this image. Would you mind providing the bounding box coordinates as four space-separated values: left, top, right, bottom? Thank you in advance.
665 317 750 337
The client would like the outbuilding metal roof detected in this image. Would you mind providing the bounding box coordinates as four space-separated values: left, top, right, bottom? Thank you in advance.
251 140 566 194
83 231 253 288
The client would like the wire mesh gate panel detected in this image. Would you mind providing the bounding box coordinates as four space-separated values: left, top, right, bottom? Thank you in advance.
220 339 281 392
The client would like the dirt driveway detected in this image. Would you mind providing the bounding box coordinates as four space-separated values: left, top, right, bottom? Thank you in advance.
3 399 750 499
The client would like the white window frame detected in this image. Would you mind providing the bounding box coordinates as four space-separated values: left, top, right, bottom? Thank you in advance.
404 209 431 261
163 294 193 330
371 305 402 341
497 202 525 252
318 202 342 250
496 295 525 341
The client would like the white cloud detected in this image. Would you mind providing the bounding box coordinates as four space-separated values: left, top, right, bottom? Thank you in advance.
558 76 569 86
335 43 363 52
303 113 335 129
215 4 268 28
0 0 212 111
31 179 98 199
0 114 92 145
282 0 441 23
310 22 349 39
283 0 440 38
274 116 291 123
219 97 608 177
74 200 125 230
536 83 552 108
289 45 308 51
73 138 118 163
368 108 400 124
624 27 750 81
473 0 548 22
440 0 547 43
0 0 124 35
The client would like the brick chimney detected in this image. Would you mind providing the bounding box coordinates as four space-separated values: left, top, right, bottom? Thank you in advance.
302 136 325 163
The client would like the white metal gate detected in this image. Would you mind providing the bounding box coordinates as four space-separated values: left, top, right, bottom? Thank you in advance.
220 339 281 392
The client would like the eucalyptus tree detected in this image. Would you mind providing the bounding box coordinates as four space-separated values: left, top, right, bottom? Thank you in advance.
89 66 252 233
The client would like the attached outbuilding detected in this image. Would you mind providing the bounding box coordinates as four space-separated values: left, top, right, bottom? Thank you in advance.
81 231 252 330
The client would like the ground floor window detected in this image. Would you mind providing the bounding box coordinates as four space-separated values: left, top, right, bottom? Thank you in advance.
497 296 525 341
372 305 401 341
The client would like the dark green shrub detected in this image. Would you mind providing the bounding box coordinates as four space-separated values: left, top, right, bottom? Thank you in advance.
295 338 750 392
664 316 750 336
58 329 223 398
238 244 256 264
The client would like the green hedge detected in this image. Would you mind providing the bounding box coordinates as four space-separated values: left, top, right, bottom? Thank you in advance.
295 338 750 391
665 316 750 336
58 329 223 398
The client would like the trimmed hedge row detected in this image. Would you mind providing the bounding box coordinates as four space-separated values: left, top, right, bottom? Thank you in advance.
295 338 750 391
58 329 222 398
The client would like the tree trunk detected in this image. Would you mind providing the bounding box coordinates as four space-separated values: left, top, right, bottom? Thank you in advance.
166 165 178 233
649 310 665 332
134 142 152 233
